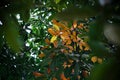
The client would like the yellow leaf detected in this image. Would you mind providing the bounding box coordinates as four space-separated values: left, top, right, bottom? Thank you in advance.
54 0 61 4
91 56 98 63
50 36 57 43
97 58 103 64
53 24 60 31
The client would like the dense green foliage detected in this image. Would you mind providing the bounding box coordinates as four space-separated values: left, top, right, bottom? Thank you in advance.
0 0 120 80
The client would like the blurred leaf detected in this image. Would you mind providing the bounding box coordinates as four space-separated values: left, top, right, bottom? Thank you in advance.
0 29 4 50
60 72 67 80
88 41 109 57
4 15 23 52
20 9 30 22
91 56 98 63
54 0 61 4
55 6 99 21
89 58 120 80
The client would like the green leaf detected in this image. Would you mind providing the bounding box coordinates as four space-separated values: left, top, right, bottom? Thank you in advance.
55 5 99 21
54 0 61 4
89 58 120 80
88 41 110 57
4 15 23 52
20 9 30 22
0 28 4 50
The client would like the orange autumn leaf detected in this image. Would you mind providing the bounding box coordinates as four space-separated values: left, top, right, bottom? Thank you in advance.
53 40 58 48
45 38 50 45
66 45 73 51
47 68 51 74
48 28 56 35
52 77 57 80
66 39 72 45
91 56 98 63
67 78 70 80
77 75 81 80
72 31 76 36
59 23 68 30
33 72 44 77
60 31 70 40
73 37 77 42
52 19 57 23
41 46 49 50
73 20 77 28
38 52 45 58
52 19 68 30
79 42 83 50
61 49 68 53
78 23 84 29
79 41 90 50
68 59 74 64
60 73 67 80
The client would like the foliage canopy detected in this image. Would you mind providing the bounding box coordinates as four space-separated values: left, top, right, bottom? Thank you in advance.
0 0 120 80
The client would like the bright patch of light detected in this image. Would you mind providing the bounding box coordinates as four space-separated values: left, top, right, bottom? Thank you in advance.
14 65 16 68
43 2 46 5
30 54 37 58
13 56 16 59
5 5 8 7
26 42 30 46
49 22 52 25
26 29 31 33
40 10 44 13
0 21 3 25
27 25 33 29
40 60 43 62
45 16 49 19
43 26 47 29
16 14 20 19
28 38 35 41
66 2 69 4
48 13 52 16
37 47 40 50
42 14 45 17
